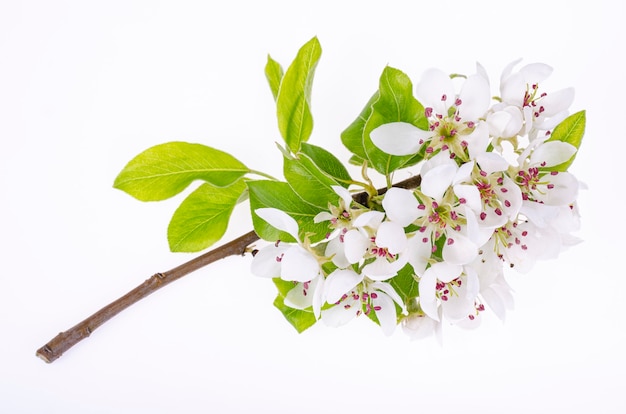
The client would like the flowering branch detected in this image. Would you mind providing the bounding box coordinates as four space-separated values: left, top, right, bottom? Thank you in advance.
36 37 587 363
36 175 422 363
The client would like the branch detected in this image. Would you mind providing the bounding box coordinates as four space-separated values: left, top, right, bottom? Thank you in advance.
36 174 421 363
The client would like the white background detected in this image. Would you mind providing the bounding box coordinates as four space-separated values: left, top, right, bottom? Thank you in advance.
1 1 624 413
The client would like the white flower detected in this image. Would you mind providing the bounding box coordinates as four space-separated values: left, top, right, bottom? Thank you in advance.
251 208 321 283
322 272 404 335
515 139 579 206
326 209 408 281
499 60 575 139
455 152 523 231
402 311 442 342
371 66 491 162
401 153 480 271
418 261 480 323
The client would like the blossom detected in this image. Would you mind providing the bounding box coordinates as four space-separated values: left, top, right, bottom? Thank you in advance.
322 271 404 335
418 261 480 323
370 66 491 162
515 139 579 206
401 153 480 271
250 208 325 317
499 60 575 139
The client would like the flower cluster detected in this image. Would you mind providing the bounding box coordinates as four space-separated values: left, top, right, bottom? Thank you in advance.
251 60 582 340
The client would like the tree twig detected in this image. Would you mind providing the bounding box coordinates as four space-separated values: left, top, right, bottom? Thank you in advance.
36 174 421 363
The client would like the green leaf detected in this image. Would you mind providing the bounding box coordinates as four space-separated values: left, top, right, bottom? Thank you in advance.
362 66 428 175
272 279 317 333
283 153 341 209
341 91 378 162
300 143 352 186
546 110 586 172
265 54 284 101
247 180 330 242
113 142 249 201
389 263 419 303
276 36 322 154
167 180 246 252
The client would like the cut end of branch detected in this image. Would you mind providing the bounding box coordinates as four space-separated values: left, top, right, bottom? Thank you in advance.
36 343 58 364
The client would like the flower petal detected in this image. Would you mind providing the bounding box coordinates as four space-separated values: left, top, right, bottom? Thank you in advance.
428 261 463 283
421 163 457 201
453 184 481 213
352 210 385 229
370 122 428 156
362 256 407 281
255 207 300 241
476 152 510 174
375 221 407 254
371 291 397 336
529 141 576 168
280 246 320 282
406 235 433 276
250 244 288 278
418 267 439 321
332 185 353 207
325 236 351 268
458 74 490 121
416 68 455 115
382 187 420 227
519 62 553 83
321 300 359 327
343 229 370 264
324 269 364 304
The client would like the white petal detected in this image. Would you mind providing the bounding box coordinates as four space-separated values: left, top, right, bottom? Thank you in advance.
371 291 397 336
520 201 560 228
362 256 406 281
352 210 385 229
529 141 576 168
280 246 320 282
416 68 456 115
322 300 359 327
325 236 350 268
343 229 370 264
535 172 579 206
285 281 314 310
405 235 432 276
421 163 457 201
311 276 326 319
382 187 420 227
453 184 481 213
402 314 439 340
376 221 407 255
332 185 353 207
370 122 427 156
487 106 523 138
250 244 288 278
465 122 490 160
458 74 490 121
428 261 463 284
314 211 334 223
418 268 440 321
476 152 510 174
372 281 404 308
500 58 522 85
500 72 526 107
453 160 474 185
255 208 300 241
465 208 494 247
442 233 478 266
540 87 575 117
519 62 553 83
324 269 363 304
